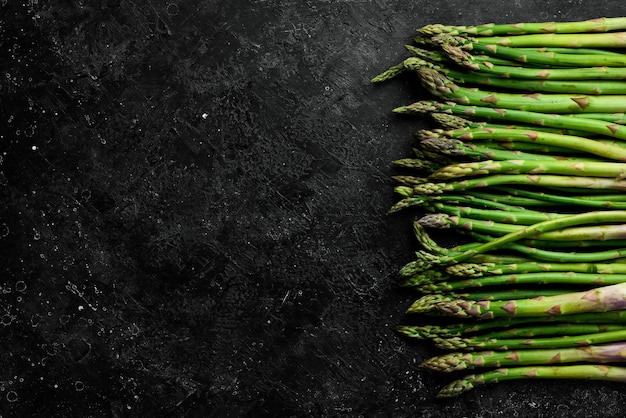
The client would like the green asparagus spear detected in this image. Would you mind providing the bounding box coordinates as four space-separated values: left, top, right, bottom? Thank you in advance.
417 137 599 163
422 341 626 373
436 281 626 319
428 211 626 265
417 137 597 163
464 231 626 263
433 330 626 351
418 17 626 37
403 176 626 197
431 113 595 139
404 44 523 67
489 187 626 210
418 67 626 114
406 289 574 313
447 261 626 278
441 37 626 67
425 202 563 225
400 55 626 95
399 310 626 338
437 365 626 398
431 61 626 95
478 32 626 48
423 126 626 161
463 190 559 207
483 323 626 339
430 159 626 180
517 47 624 55
394 101 626 141
420 271 626 293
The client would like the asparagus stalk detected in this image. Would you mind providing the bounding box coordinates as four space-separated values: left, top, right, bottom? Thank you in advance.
403 252 542 277
439 63 626 95
371 52 525 83
422 342 626 373
394 101 626 141
402 319 612 340
517 47 624 56
490 187 626 210
404 44 522 67
433 330 626 351
392 157 442 172
437 365 626 398
419 67 626 114
392 175 429 186
398 252 532 277
477 32 626 48
495 140 601 154
447 261 626 278
427 193 536 212
445 54 626 80
406 289 573 313
404 212 626 269
465 231 626 263
420 272 626 293
571 193 626 202
431 113 592 138
403 176 626 197
425 202 563 225
388 191 547 214
398 310 626 339
426 126 626 161
441 212 626 264
436 282 626 319
418 212 556 235
430 159 626 180
483 323 626 339
402 55 626 95
463 190 558 207
519 238 626 250
417 137 597 162
573 112 626 124
417 17 626 36
442 37 626 67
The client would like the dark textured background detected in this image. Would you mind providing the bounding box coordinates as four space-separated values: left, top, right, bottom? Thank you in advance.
2 1 626 416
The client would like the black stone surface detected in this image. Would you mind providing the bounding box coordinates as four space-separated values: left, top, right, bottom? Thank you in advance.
2 1 626 417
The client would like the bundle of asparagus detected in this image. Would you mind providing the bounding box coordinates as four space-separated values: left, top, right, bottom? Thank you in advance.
373 17 626 398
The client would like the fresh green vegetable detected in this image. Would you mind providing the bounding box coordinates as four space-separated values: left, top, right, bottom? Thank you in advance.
436 365 626 398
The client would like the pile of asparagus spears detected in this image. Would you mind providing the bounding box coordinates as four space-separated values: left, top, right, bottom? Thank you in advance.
373 17 626 398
